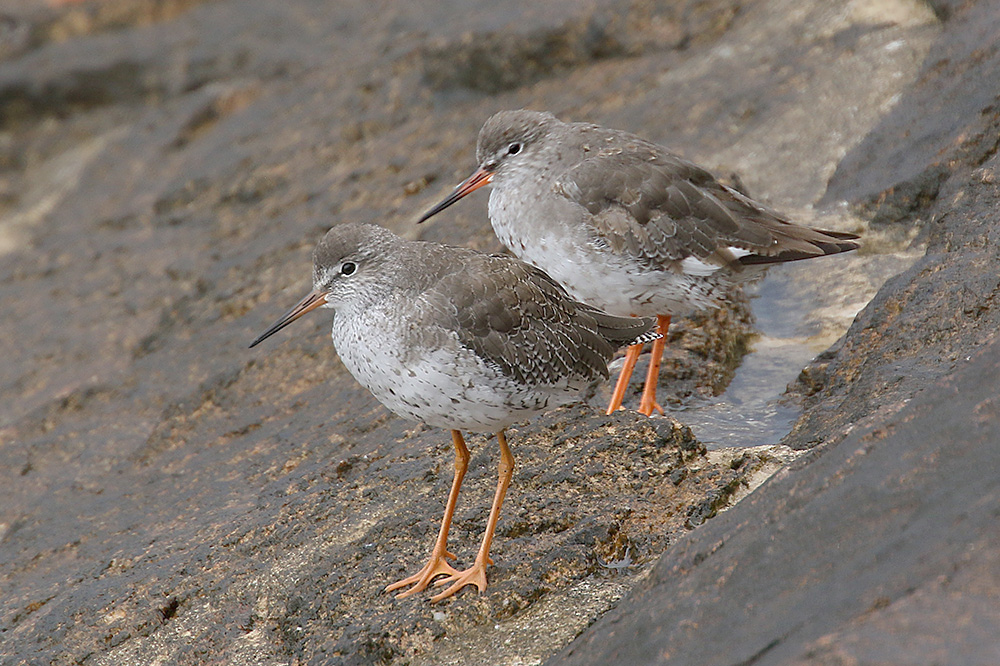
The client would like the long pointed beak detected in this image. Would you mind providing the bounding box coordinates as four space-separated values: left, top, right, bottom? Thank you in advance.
249 289 329 348
416 165 493 224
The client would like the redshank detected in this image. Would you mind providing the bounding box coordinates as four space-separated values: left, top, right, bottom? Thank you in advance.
249 223 656 602
417 109 860 416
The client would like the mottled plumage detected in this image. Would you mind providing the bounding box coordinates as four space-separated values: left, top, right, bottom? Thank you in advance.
249 222 655 601
418 109 860 415
470 109 860 315
302 223 654 431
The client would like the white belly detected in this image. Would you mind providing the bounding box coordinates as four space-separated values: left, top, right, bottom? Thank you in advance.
330 308 581 433
489 190 720 318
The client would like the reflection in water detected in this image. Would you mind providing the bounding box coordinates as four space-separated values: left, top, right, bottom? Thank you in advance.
591 233 918 450
671 243 916 449
668 335 809 449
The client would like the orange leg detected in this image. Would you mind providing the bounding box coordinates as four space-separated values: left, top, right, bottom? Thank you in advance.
431 429 514 602
386 429 468 598
638 315 671 416
606 343 643 415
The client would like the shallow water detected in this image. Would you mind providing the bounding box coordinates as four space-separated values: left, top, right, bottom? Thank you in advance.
670 263 836 449
671 235 920 449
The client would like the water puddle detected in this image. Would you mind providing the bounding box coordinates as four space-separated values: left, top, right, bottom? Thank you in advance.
670 221 922 449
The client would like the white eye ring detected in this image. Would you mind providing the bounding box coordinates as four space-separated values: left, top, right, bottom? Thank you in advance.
507 142 522 156
340 262 357 276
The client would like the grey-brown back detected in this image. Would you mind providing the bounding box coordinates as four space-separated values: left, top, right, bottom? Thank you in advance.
411 244 655 386
552 120 860 270
314 223 655 389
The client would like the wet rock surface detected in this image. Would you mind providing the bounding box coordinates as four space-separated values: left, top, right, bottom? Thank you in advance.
0 0 994 664
554 0 1000 663
554 338 1000 666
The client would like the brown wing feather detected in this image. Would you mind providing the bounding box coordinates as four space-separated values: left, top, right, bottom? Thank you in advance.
425 252 655 387
556 127 859 271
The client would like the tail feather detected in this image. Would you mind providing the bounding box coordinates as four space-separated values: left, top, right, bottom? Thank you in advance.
629 327 663 346
583 307 658 349
738 229 859 266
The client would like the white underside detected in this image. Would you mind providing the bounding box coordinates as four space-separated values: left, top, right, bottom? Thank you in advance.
330 305 583 433
489 189 725 318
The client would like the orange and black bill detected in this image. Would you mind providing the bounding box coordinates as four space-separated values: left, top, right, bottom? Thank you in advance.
416 165 493 224
249 289 328 348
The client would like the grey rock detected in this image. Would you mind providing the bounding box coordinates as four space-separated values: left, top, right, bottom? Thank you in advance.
1 0 994 664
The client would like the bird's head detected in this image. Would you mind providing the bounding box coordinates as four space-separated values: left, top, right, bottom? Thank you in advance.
416 109 557 224
249 223 398 348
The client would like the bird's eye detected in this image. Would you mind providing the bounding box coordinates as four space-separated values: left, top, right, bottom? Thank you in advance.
507 142 522 156
340 262 357 276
